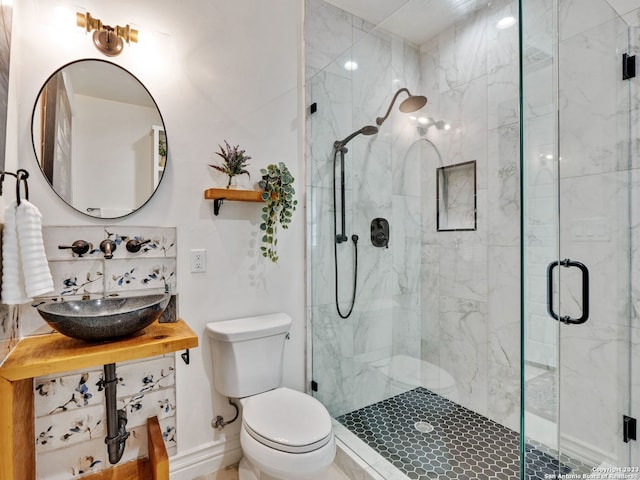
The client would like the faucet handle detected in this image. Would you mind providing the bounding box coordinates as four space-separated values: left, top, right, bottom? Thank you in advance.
58 240 92 256
125 238 151 253
100 239 117 259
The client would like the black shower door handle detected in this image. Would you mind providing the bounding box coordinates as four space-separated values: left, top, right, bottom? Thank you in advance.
546 259 589 324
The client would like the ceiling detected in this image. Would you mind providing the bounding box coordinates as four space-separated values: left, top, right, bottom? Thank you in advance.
65 60 157 108
324 0 486 45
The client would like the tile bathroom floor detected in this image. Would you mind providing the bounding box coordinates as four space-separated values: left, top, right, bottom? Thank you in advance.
337 387 592 480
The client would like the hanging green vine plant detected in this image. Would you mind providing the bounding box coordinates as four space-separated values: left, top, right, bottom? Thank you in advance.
258 162 297 263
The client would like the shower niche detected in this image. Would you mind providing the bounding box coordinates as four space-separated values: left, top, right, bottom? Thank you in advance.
436 161 477 232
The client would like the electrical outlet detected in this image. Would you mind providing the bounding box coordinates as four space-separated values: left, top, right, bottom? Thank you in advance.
190 249 206 273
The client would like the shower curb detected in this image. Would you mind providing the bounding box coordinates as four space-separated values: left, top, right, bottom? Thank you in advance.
335 438 390 480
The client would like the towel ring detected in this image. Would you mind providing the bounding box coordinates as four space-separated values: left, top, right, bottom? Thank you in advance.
16 169 29 205
0 169 30 204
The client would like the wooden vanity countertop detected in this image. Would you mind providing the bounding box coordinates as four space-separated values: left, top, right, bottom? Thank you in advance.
0 319 198 381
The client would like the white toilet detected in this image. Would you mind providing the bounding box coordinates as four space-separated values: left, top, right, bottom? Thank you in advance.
206 313 336 480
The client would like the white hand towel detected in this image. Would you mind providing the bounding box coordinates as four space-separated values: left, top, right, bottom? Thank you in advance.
1 200 30 304
16 200 54 298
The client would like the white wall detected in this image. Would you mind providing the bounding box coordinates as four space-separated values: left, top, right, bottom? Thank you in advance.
10 0 304 471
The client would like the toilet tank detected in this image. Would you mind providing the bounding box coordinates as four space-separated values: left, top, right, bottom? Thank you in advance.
205 313 292 398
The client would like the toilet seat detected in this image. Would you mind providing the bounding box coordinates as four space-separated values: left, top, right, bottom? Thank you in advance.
242 387 332 453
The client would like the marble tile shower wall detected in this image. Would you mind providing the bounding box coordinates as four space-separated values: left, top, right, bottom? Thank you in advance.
22 225 177 479
306 0 422 417
418 0 521 431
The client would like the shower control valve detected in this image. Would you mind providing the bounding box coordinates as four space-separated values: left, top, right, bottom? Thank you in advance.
371 217 390 248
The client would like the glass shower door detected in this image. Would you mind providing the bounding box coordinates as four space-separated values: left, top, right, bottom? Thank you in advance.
522 1 634 477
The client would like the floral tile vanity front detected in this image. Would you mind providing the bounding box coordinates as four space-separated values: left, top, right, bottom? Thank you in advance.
0 319 197 480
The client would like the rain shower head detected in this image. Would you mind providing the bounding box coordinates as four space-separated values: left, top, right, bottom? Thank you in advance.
376 88 428 126
399 94 428 113
333 125 379 150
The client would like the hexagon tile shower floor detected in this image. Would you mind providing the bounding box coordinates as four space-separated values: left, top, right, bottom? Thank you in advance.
337 388 591 479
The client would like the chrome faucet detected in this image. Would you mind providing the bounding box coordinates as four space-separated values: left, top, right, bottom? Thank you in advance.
100 239 117 259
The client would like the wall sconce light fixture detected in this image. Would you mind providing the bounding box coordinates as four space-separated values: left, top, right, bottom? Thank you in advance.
76 11 138 57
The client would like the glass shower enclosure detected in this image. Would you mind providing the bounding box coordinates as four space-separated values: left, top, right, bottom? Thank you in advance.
521 0 637 475
307 0 523 477
307 0 638 477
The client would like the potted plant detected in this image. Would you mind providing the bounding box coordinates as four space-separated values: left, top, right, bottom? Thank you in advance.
258 162 297 263
209 141 251 188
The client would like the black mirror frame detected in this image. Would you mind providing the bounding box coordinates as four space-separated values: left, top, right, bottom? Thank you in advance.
30 58 168 219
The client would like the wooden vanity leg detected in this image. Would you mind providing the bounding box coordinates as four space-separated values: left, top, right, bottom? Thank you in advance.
147 416 169 480
0 376 35 480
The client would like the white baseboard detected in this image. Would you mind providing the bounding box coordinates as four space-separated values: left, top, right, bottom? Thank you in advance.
170 436 242 480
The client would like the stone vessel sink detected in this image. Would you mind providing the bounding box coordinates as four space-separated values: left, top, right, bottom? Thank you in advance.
36 294 171 341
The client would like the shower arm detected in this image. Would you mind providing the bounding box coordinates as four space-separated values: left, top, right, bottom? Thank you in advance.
376 88 410 126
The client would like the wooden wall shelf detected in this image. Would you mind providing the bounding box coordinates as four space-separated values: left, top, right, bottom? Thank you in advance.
203 188 264 215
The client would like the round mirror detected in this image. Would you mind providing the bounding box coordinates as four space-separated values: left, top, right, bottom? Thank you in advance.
31 59 167 218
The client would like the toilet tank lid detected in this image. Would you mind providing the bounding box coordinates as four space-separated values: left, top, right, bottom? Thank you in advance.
206 313 292 342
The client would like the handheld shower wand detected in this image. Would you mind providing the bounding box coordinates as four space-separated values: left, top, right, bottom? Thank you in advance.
332 125 378 319
333 125 378 244
334 125 379 151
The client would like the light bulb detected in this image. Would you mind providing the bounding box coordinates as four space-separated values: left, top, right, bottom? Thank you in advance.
496 16 516 29
344 60 358 71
